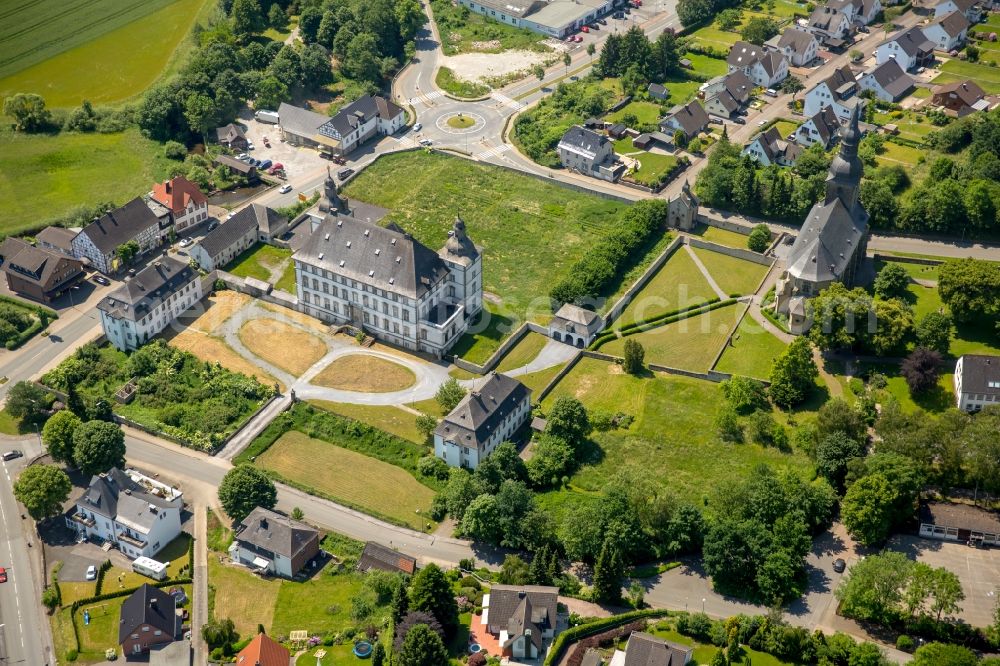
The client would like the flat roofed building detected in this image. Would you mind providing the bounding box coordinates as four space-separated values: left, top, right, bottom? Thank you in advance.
920 501 1000 546
357 541 417 575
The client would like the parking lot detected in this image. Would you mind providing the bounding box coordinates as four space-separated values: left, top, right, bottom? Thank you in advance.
234 111 329 181
887 534 1000 627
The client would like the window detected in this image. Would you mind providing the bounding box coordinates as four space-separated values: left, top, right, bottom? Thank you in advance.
143 626 150 632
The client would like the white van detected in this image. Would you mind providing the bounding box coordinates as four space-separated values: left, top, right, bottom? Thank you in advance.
255 110 280 124
132 556 167 581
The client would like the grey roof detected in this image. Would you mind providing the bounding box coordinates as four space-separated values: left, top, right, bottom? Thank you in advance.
865 59 914 98
486 585 558 637
78 468 175 525
558 125 610 158
552 303 602 328
149 640 191 666
294 214 451 300
215 155 256 175
774 27 816 56
506 595 544 652
709 89 741 114
827 0 862 13
36 226 78 253
235 507 318 560
581 649 603 666
319 95 403 141
934 79 986 105
1 238 83 292
662 100 709 136
357 541 417 575
97 256 197 322
727 41 767 69
440 217 480 268
79 198 159 254
215 123 246 144
809 5 847 30
929 10 969 38
648 83 668 98
921 501 1000 533
118 584 178 644
957 354 1000 396
277 101 329 138
435 372 531 451
802 106 841 145
880 26 935 56
470 0 542 18
817 65 856 96
195 209 258 260
936 0 978 13
723 70 754 102
751 127 803 163
622 632 694 666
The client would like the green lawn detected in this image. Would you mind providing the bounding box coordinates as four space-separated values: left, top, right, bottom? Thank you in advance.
0 129 173 236
715 315 788 380
448 303 519 365
875 141 923 168
223 244 294 284
691 246 770 296
343 151 628 327
430 0 551 55
496 331 549 372
309 400 427 444
690 223 753 250
539 357 814 508
630 152 680 188
614 248 716 329
602 303 744 372
771 119 800 139
607 100 665 126
642 621 796 666
936 60 1000 93
256 431 437 530
689 24 742 49
0 407 25 436
660 77 703 107
684 53 729 77
0 0 209 107
516 362 566 395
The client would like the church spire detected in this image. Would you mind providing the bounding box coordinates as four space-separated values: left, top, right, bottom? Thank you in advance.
824 104 864 209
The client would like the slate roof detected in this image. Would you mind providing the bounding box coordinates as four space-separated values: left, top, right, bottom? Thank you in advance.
727 41 766 69
817 65 857 96
802 107 841 145
864 59 914 98
647 83 668 98
723 70 754 102
35 226 78 253
486 585 558 637
935 0 978 13
320 95 403 140
708 89 741 114
661 100 709 136
750 127 803 163
97 256 197 322
552 303 602 328
957 354 1000 396
622 632 694 666
277 102 330 138
435 372 531 452
440 217 480 268
215 123 246 144
78 468 176 529
880 26 935 56
357 541 417 575
294 215 451 300
809 5 847 31
235 507 318 560
196 208 259 259
1 238 82 292
236 633 290 666
118 584 178 644
558 126 611 160
772 27 816 58
151 176 207 215
921 501 1000 534
934 79 985 105
929 10 970 38
787 198 866 282
79 198 160 255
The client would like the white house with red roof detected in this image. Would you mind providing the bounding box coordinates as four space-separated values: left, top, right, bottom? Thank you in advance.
149 176 208 233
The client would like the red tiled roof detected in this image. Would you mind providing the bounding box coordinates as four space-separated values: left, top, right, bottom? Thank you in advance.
152 176 207 214
236 633 290 666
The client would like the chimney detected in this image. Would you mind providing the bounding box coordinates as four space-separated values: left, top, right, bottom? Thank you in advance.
149 598 157 609
260 517 268 529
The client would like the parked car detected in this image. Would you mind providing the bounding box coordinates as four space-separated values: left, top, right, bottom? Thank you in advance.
207 221 219 231
179 237 193 248
574 34 583 42
623 7 631 14
2 450 22 461
565 35 575 42
858 24 868 33
832 558 846 573
757 119 767 126
247 141 255 150
236 153 249 161
613 11 624 18
279 184 293 194
0 568 6 583
764 88 778 97
332 155 347 165
93 275 110 286
319 150 333 160
259 159 273 170
337 167 355 180
85 565 97 581
590 23 600 29
581 25 589 32
413 122 422 131
419 138 433 146
597 17 607 24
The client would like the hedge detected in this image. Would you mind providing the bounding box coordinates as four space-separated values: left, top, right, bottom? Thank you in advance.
0 294 58 350
0 293 57 319
544 609 671 666
592 298 721 347
93 558 112 596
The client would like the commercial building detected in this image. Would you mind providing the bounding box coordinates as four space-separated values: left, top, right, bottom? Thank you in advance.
920 501 1000 546
457 0 613 38
278 95 404 155
0 237 84 303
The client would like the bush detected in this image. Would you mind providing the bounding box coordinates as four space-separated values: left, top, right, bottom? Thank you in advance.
164 140 187 160
747 224 771 252
544 609 670 665
896 634 914 652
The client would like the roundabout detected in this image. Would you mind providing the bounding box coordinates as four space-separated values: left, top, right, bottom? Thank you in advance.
436 111 486 134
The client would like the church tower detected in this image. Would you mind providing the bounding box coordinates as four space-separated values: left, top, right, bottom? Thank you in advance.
318 167 346 214
824 104 864 211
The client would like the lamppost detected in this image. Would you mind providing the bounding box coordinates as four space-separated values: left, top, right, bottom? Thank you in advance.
702 598 706 613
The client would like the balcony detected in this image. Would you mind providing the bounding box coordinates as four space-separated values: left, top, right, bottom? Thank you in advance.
421 301 464 329
71 513 96 528
117 532 147 548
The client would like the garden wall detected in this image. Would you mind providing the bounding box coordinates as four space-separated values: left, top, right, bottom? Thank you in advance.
872 252 943 267
451 321 551 375
687 237 773 267
602 236 684 327
695 213 754 235
536 349 585 402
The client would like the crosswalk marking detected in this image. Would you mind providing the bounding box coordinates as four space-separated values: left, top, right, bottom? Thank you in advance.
395 137 419 148
408 90 443 106
477 144 511 160
491 92 525 110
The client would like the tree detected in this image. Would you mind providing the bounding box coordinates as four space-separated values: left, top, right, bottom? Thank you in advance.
290 507 304 521
900 348 942 394
3 93 51 132
715 404 743 443
397 624 449 666
267 3 285 28
623 339 645 374
747 224 770 252
299 44 333 87
534 64 545 82
460 493 501 543
835 551 912 624
298 5 321 40
115 240 140 265
592 538 624 603
873 263 910 299
841 474 898 547
563 51 572 75
587 43 596 61
72 421 126 476
231 0 265 39
915 311 952 355
371 641 386 666
13 464 71 520
255 76 288 111
740 17 779 45
938 258 1000 322
716 7 743 30
816 432 864 492
217 465 277 523
498 554 531 585
780 75 805 99
849 642 889 666
545 396 590 443
816 398 866 443
391 579 410 625
911 643 978 666
202 617 239 649
721 376 769 415
435 378 466 413
415 414 437 442
769 338 817 408
677 0 713 26
42 410 82 465
184 93 216 142
410 563 459 636
6 381 49 423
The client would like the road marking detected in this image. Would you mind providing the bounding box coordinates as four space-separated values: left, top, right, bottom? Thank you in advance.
477 144 511 160
394 137 420 149
408 90 443 106
491 92 525 110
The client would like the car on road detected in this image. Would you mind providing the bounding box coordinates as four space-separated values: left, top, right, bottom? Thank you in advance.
93 275 110 286
85 565 97 581
0 568 6 583
412 122 422 132
757 119 766 126
279 184 293 194
2 450 22 461
419 138 433 146
259 159 273 171
337 167 355 180
613 10 624 18
732 117 746 124
179 237 193 248
832 558 846 573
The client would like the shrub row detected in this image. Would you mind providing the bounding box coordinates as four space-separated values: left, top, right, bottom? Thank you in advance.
760 306 791 335
549 200 669 308
93 558 113 596
545 609 671 666
592 298 717 348
567 620 648 666
886 134 925 149
70 577 194 612
0 293 58 319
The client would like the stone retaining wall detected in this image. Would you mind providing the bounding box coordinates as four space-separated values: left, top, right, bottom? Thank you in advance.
872 253 943 267
603 236 684 327
687 237 773 266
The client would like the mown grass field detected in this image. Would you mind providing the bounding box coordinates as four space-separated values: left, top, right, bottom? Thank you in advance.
875 141 923 168
496 331 549 372
936 59 1000 93
538 357 814 509
224 244 294 283
0 0 210 107
691 223 752 249
0 128 172 236
311 355 417 392
684 53 729 77
630 152 680 188
715 315 788 380
614 248 715 329
607 100 664 125
692 246 770 296
238 319 328 377
256 431 436 529
603 303 745 372
342 151 627 325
